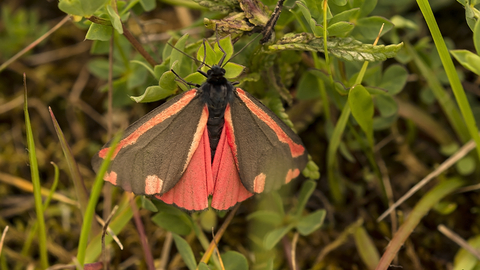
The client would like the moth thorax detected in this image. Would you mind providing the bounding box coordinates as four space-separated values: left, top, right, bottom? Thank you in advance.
206 65 227 84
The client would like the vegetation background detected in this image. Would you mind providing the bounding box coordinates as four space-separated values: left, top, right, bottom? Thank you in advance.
1 0 480 269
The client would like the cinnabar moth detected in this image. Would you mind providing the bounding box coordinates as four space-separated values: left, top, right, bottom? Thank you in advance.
92 38 309 211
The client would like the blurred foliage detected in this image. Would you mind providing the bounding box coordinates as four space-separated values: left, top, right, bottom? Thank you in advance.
1 0 480 269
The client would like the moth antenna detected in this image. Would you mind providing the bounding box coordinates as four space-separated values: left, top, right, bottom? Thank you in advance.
215 26 227 66
166 42 212 70
222 34 262 67
171 69 201 88
195 39 209 78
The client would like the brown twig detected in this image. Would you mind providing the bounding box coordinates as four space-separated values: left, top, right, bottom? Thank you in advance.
159 231 173 270
101 205 119 270
122 23 158 66
87 16 157 67
438 224 480 260
0 15 71 73
199 204 240 265
211 228 225 270
377 138 476 222
375 152 398 264
95 215 123 250
129 195 155 270
108 28 114 140
0 226 9 256
260 0 285 44
291 232 299 270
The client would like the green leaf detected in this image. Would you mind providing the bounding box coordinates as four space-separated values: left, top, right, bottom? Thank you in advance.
349 85 374 146
49 110 90 216
374 93 397 118
58 0 109 16
131 60 155 78
355 16 393 40
296 210 326 235
302 0 322 19
433 201 458 215
221 251 249 270
327 21 355 37
454 234 480 270
140 0 156 11
198 262 210 270
170 34 190 77
154 60 170 80
152 211 192 236
130 69 177 103
197 40 218 68
329 8 359 25
76 133 122 265
141 196 158 212
264 225 293 250
331 0 347 6
465 4 477 31
106 5 123 34
88 58 125 79
378 64 408 95
163 37 174 63
451 50 480 76
351 0 378 18
127 62 148 89
159 70 178 92
294 180 317 216
199 208 217 232
271 191 285 216
224 62 245 79
303 159 320 180
297 70 322 100
455 156 476 175
269 35 403 62
183 72 206 87
474 19 480 54
296 0 323 36
85 23 112 41
353 226 380 270
213 35 234 62
90 40 110 54
172 234 197 270
130 86 170 103
29 101 49 268
247 210 283 226
373 114 397 130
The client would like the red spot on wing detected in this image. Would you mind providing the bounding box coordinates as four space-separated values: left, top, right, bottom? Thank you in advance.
155 128 213 211
99 90 198 160
104 171 117 185
253 173 266 193
285 168 300 184
145 175 163 195
236 88 305 158
211 124 253 210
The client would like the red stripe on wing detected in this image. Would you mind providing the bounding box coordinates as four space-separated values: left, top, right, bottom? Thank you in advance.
183 106 210 173
211 118 253 210
99 90 198 160
236 88 305 158
155 126 213 211
223 105 239 168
